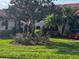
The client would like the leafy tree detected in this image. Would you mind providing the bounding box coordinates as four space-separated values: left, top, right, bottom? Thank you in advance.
44 14 54 28
7 0 57 45
8 0 56 34
44 6 77 37
62 7 77 34
55 7 77 36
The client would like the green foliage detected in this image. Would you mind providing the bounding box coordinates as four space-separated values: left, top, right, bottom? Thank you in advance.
44 6 78 36
7 0 57 38
7 0 56 45
15 32 48 45
44 14 55 28
63 7 78 33
34 29 48 44
8 0 55 21
35 29 42 35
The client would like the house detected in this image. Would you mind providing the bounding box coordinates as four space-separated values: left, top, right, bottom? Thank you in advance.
0 10 15 38
62 3 79 16
35 20 45 29
0 10 15 31
63 3 79 9
63 3 79 34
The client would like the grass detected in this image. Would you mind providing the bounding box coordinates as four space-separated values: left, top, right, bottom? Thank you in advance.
0 38 79 59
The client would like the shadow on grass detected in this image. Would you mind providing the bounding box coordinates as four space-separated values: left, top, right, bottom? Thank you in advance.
46 42 79 55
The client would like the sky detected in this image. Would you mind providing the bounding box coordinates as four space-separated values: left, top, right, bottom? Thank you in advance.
53 0 79 4
0 0 10 9
0 0 79 9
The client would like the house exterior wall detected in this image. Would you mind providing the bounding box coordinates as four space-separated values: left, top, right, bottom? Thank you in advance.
0 21 5 30
8 20 15 30
35 20 44 29
0 20 15 31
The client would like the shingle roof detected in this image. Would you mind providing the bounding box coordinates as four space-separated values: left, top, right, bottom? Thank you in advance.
63 3 79 9
59 3 79 16
0 10 8 17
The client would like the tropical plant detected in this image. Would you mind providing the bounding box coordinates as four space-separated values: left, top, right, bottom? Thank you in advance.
7 0 57 45
44 6 77 37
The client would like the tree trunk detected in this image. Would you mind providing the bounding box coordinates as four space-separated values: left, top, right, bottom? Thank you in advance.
62 19 68 36
32 19 35 37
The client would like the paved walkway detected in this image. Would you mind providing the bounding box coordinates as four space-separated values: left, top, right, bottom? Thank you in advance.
0 58 11 59
72 40 79 42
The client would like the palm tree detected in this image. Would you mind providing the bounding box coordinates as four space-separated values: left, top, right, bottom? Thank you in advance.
62 7 76 35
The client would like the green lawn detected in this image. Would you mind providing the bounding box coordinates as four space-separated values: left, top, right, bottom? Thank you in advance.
0 38 79 59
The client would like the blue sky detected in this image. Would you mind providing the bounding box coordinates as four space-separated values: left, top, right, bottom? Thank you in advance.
0 0 79 9
53 0 79 4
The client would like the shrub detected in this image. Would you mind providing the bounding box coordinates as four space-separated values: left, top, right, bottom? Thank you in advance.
14 29 49 45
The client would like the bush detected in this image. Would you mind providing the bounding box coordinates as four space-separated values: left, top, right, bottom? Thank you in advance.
15 33 34 45
14 30 49 45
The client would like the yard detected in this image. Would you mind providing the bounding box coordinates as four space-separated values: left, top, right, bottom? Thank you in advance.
0 38 79 59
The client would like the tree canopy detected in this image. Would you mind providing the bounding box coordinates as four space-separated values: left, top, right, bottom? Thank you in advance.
8 0 56 21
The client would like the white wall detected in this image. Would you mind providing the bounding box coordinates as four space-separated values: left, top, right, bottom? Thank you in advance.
8 20 15 30
0 20 15 30
0 21 5 30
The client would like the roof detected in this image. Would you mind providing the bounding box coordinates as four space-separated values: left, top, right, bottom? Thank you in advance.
75 10 79 16
0 10 8 17
58 3 79 16
63 3 79 9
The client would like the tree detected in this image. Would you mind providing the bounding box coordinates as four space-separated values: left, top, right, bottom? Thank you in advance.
54 6 77 36
8 0 57 34
62 7 77 35
44 6 77 37
7 0 56 45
